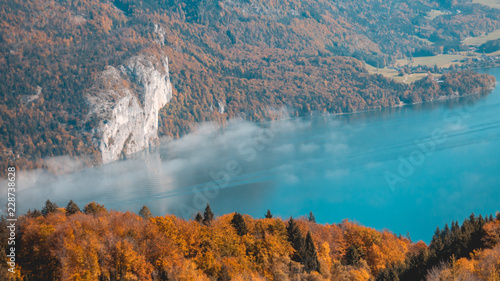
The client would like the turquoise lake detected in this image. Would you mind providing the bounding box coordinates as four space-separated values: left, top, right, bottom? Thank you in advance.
16 67 500 243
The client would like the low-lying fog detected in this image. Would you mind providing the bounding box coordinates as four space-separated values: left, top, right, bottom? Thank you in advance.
4 68 500 243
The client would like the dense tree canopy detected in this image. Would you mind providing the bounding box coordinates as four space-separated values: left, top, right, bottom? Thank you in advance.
0 0 497 176
1 202 498 280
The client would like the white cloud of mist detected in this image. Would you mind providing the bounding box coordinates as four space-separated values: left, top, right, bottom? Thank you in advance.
273 144 295 154
299 143 320 153
325 143 349 154
44 155 90 175
325 169 350 178
4 116 349 216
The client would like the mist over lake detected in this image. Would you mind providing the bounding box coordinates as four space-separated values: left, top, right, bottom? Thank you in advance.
10 68 500 243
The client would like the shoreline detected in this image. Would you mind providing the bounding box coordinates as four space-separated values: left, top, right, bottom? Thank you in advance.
255 81 498 126
6 72 499 178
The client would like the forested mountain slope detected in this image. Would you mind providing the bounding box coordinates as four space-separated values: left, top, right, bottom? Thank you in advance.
0 0 497 172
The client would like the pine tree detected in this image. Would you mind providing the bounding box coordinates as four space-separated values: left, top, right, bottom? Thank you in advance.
488 214 494 222
231 213 248 236
195 212 203 223
203 204 214 226
308 211 316 223
139 205 152 219
33 209 42 218
26 209 42 218
478 214 484 226
41 199 58 216
286 217 304 262
470 213 486 252
469 213 477 226
443 223 450 237
376 267 400 281
65 200 80 215
303 231 320 272
265 209 273 219
399 246 430 281
344 244 365 266
430 226 443 253
451 221 459 233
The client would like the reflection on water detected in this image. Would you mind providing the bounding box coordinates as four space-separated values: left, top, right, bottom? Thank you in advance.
13 68 500 243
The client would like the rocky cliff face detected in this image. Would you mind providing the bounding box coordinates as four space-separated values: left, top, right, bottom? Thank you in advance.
86 55 172 164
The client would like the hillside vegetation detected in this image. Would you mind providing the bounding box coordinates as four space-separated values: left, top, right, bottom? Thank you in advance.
0 0 498 173
1 202 499 280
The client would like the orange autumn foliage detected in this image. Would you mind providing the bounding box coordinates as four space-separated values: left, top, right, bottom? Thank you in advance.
10 210 417 280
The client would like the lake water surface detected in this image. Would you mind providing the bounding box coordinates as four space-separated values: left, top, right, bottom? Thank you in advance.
15 68 500 243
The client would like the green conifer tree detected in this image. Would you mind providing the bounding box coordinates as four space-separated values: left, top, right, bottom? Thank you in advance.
286 217 304 263
231 213 248 236
195 212 203 223
345 244 365 266
265 209 273 219
41 199 58 216
303 231 320 272
203 203 214 226
308 211 316 223
139 205 152 219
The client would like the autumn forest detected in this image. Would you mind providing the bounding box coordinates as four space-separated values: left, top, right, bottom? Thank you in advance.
1 0 500 279
0 201 499 280
0 0 498 174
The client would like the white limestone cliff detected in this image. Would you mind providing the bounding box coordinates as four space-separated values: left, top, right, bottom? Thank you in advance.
86 55 172 164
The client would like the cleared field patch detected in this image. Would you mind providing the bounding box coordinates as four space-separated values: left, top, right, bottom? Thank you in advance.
365 64 428 84
463 29 500 46
396 54 468 68
404 73 429 83
366 35 500 83
413 35 434 46
472 0 500 9
487 50 500 56
425 9 449 20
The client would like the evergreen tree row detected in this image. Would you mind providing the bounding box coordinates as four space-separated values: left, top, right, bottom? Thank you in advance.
376 213 499 281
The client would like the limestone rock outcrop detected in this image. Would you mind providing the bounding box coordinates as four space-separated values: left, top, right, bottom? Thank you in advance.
86 55 172 164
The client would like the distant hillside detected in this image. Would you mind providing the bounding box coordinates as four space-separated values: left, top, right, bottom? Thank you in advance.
0 0 498 173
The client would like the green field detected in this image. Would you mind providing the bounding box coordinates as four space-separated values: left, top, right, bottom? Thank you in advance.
366 47 500 84
396 54 469 68
365 64 429 84
472 0 500 9
425 9 449 20
413 35 434 46
463 29 500 46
